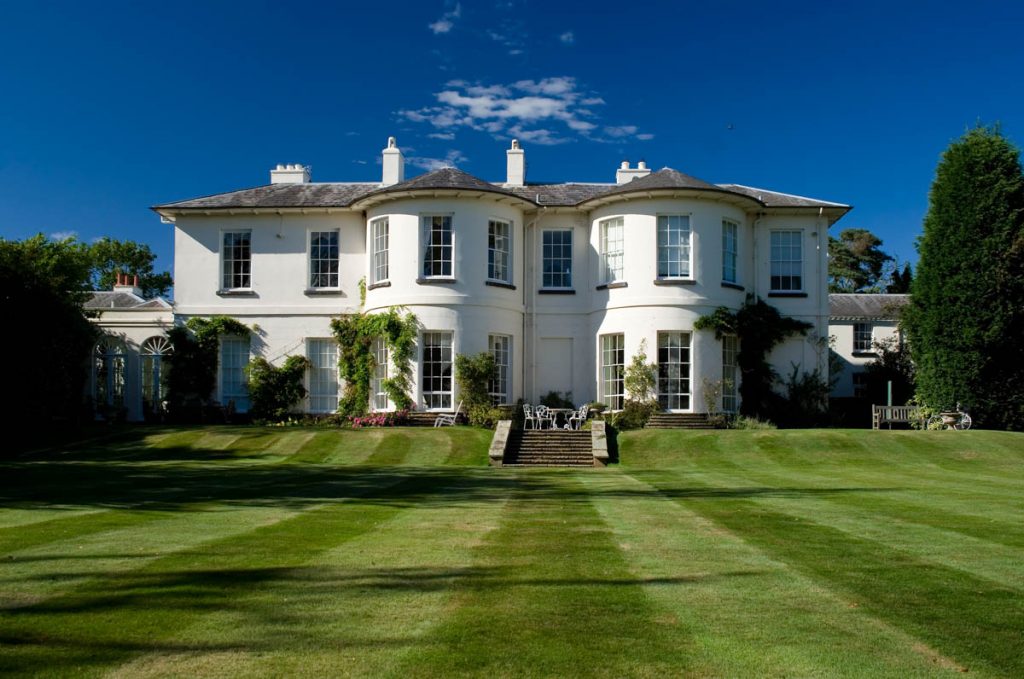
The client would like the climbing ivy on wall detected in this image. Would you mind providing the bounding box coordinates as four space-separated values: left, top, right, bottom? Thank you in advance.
165 316 250 410
247 355 312 421
695 295 811 420
330 306 418 417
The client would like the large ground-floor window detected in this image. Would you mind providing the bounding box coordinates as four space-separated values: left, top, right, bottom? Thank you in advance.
722 334 738 412
489 334 511 405
93 337 125 412
308 338 339 413
141 336 172 416
371 337 389 411
600 333 625 410
658 332 691 411
422 331 453 410
220 336 251 412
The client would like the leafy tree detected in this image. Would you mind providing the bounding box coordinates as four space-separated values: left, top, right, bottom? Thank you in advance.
614 340 659 430
886 261 914 294
864 336 915 406
828 228 894 292
0 235 97 435
454 352 501 427
904 125 1024 429
89 237 172 298
164 316 249 418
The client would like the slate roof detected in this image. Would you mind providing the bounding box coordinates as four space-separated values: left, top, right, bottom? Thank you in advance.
717 184 850 208
829 294 910 320
154 167 848 211
85 291 172 311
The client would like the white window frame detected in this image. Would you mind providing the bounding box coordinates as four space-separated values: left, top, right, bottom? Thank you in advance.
93 337 126 411
370 217 389 284
307 338 340 414
488 334 511 405
657 214 692 280
769 230 803 292
722 220 738 284
722 334 738 413
421 215 454 279
141 336 172 415
853 323 874 353
308 229 340 290
599 217 625 283
541 229 573 289
221 230 252 291
219 335 251 412
600 333 625 411
371 337 390 411
421 331 453 410
488 219 512 284
657 332 692 412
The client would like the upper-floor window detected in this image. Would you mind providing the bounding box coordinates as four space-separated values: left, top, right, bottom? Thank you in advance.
657 215 691 279
371 218 389 284
422 215 453 278
222 230 251 290
853 323 873 353
488 219 511 283
722 220 738 284
599 217 625 283
770 230 802 291
542 229 573 289
309 230 339 289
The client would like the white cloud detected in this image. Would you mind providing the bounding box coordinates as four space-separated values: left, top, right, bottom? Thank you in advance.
406 149 468 171
49 230 77 241
559 31 575 44
636 133 655 141
428 2 461 34
397 77 653 145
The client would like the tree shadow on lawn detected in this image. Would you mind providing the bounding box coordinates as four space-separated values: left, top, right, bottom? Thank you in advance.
0 562 766 675
0 450 899 512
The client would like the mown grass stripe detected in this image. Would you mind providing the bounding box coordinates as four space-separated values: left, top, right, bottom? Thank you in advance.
108 474 513 677
364 432 411 465
637 470 1024 677
393 470 695 677
585 471 955 677
0 472 435 677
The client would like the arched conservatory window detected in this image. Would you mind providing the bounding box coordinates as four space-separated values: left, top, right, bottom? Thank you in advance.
141 336 173 414
93 337 126 411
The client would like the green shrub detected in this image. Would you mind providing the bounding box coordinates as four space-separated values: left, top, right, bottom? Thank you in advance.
247 355 312 422
729 415 777 430
539 391 574 408
612 399 659 430
455 352 498 427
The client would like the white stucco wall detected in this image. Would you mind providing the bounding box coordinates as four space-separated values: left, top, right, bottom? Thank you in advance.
830 319 902 397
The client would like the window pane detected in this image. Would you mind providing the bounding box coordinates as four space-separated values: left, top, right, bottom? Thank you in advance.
600 334 625 410
309 231 339 289
488 220 511 283
308 339 340 413
770 230 802 291
542 229 572 288
657 332 691 410
600 218 625 282
220 336 251 412
421 332 453 409
488 334 511 405
722 335 738 412
657 215 691 279
422 216 453 278
222 231 252 289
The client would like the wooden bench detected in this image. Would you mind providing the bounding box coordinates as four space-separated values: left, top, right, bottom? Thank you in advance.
872 405 922 430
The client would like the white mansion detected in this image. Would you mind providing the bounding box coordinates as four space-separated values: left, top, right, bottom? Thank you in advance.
92 138 851 421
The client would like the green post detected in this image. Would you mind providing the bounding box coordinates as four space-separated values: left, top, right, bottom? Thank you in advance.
887 381 893 407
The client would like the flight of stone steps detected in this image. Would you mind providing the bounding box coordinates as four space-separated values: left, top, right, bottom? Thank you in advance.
502 429 594 467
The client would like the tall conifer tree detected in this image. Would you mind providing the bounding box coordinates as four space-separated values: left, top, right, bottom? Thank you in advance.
905 126 1024 429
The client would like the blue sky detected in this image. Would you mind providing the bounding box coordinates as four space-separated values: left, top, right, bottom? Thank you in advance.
2 0 1023 283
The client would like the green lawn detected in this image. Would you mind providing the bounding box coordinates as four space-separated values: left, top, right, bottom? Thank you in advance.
1 426 1022 677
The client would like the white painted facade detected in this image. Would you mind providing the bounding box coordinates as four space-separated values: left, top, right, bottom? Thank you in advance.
148 139 850 417
829 294 909 398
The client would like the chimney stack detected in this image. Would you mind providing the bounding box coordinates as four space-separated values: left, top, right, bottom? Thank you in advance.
615 159 652 184
382 136 405 186
270 163 311 184
113 272 143 296
505 139 525 186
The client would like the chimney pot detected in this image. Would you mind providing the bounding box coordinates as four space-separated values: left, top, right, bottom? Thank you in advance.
616 158 652 184
638 160 648 170
620 160 630 169
270 163 311 184
382 136 405 186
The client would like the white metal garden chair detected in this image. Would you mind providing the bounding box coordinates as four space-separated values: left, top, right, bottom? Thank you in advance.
534 405 554 430
434 400 463 427
568 404 589 430
523 404 538 429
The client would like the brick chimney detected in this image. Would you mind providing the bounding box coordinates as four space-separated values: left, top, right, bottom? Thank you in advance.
270 164 311 184
382 136 405 186
616 160 651 184
505 139 525 186
113 272 143 297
